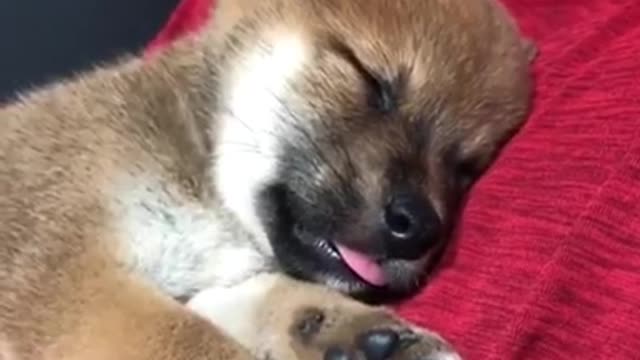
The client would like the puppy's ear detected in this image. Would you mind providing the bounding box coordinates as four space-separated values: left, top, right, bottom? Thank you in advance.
209 0 253 38
522 37 538 63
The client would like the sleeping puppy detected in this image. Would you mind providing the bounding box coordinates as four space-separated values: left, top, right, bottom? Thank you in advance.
0 0 534 359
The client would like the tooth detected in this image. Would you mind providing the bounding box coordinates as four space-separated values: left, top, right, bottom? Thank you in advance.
314 240 340 259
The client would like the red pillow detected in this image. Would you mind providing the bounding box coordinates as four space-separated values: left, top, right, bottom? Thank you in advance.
148 1 640 358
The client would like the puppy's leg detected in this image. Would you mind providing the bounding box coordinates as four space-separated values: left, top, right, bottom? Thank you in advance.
6 257 252 360
189 273 461 360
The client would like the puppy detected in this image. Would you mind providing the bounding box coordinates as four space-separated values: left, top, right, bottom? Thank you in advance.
0 0 534 359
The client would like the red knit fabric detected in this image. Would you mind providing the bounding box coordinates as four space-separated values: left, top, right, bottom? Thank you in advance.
145 0 213 57
147 1 640 359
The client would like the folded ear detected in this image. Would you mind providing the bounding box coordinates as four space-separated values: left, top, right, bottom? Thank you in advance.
522 37 538 63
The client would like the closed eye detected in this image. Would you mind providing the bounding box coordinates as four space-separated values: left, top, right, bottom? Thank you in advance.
444 145 482 189
454 158 480 188
324 36 396 113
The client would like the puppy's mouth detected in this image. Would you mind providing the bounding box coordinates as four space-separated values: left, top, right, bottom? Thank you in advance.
334 243 387 286
260 184 430 301
293 225 388 287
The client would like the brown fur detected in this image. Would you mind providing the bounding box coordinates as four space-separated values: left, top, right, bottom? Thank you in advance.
0 0 533 359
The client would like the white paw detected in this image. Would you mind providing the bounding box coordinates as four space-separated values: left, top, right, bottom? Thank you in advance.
186 273 280 348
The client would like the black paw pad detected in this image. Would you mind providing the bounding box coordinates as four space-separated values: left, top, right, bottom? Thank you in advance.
356 329 400 360
293 307 326 343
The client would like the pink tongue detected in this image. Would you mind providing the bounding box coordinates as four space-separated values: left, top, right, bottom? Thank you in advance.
335 244 387 286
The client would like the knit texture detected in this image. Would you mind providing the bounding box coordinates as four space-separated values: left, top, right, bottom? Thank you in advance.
147 1 640 358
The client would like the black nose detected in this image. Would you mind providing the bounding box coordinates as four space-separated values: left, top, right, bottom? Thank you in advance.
382 193 441 260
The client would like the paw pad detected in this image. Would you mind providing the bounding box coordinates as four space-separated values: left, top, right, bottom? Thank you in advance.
294 307 326 343
324 328 404 360
356 329 400 360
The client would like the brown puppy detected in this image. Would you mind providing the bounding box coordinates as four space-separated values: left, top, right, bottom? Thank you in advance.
0 0 534 359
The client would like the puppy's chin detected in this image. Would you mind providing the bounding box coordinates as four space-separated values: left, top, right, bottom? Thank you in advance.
256 183 439 304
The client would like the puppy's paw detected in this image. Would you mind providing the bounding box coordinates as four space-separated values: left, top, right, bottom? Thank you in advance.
187 273 460 360
289 306 460 360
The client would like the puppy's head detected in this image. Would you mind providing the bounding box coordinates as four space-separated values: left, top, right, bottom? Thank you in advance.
210 0 534 301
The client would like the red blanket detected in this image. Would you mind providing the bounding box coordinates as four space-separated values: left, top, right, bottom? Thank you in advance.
148 1 640 358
